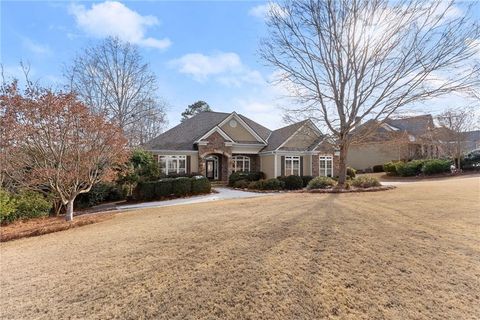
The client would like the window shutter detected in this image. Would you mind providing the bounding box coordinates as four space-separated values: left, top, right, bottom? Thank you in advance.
187 155 191 174
281 156 285 177
300 156 304 176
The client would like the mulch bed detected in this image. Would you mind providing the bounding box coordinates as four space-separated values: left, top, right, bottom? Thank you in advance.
229 185 395 193
297 185 396 193
0 213 116 243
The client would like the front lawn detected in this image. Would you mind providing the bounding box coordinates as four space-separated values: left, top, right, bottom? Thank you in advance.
1 176 479 319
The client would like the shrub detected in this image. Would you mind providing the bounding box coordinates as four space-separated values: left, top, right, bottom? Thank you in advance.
228 171 264 186
396 160 425 177
15 191 52 220
283 175 304 190
262 178 285 190
154 179 174 197
250 179 285 190
233 179 250 189
172 177 191 196
307 176 337 189
352 176 381 188
191 176 211 194
0 189 18 224
135 181 157 201
301 176 314 187
346 167 356 179
1 190 51 224
462 151 480 171
383 162 398 175
422 159 451 175
372 165 384 173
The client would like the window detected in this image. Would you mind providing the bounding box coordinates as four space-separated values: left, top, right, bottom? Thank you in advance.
285 156 301 176
158 155 187 175
319 156 333 177
232 155 250 172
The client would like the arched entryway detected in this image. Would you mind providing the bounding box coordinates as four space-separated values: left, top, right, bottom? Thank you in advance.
204 155 219 180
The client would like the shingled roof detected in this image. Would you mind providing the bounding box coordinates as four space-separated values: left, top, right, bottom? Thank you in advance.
262 120 310 151
143 111 272 151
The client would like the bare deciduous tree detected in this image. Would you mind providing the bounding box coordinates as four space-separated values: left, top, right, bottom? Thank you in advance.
436 107 477 168
1 81 128 221
65 37 168 146
261 0 480 186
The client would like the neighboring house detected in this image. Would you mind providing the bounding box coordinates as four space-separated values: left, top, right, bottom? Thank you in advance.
143 111 339 181
463 130 480 152
347 115 443 171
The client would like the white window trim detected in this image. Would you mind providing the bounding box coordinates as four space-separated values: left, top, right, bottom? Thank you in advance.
158 155 187 175
285 156 301 176
319 155 333 177
232 155 251 172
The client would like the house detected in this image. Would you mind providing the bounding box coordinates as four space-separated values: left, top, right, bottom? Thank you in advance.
143 111 339 181
463 130 480 152
347 115 443 171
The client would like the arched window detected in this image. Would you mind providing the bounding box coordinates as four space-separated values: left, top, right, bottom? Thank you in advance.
232 155 250 172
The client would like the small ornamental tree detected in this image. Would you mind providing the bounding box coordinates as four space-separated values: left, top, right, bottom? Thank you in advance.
1 82 128 221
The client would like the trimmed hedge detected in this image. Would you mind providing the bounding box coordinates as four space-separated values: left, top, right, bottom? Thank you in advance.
384 159 452 176
395 160 425 177
249 178 285 190
352 176 381 188
421 159 451 175
191 176 211 194
172 177 191 196
383 162 397 175
228 171 265 186
307 176 337 189
278 175 304 190
134 176 211 201
233 179 250 189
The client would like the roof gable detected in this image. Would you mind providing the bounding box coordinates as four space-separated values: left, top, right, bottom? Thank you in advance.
143 111 272 151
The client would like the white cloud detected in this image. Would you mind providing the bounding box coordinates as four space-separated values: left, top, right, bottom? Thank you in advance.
169 52 264 86
22 37 51 55
249 2 288 20
68 1 171 49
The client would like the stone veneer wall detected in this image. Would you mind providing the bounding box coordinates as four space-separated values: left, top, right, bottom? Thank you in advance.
197 131 232 181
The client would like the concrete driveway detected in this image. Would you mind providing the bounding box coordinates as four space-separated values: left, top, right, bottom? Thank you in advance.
116 187 275 211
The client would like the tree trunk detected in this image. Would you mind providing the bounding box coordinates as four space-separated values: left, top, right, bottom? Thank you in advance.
337 142 348 187
65 198 75 222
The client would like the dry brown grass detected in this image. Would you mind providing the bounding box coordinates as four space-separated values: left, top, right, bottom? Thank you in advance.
1 176 479 319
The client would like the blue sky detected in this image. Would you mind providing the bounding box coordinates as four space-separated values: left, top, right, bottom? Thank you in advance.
1 1 479 130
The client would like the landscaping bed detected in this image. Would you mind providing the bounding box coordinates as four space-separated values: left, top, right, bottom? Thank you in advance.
298 185 395 193
0 213 115 242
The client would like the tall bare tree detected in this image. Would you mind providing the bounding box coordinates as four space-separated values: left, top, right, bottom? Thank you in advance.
261 0 480 186
436 107 477 169
65 37 167 146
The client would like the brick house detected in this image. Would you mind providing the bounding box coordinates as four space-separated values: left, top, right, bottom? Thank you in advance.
143 111 339 181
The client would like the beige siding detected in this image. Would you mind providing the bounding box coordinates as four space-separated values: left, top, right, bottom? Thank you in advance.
260 155 275 179
303 155 312 176
220 122 258 142
347 143 408 170
282 125 319 149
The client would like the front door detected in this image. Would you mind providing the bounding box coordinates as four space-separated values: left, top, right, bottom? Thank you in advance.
206 159 216 179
